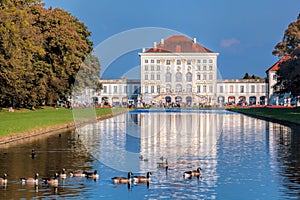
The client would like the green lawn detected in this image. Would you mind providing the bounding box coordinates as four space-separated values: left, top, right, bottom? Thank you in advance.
228 107 300 125
0 107 126 137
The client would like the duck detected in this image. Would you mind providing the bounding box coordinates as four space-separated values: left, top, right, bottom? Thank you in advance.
42 173 59 185
85 170 99 179
183 167 202 179
133 172 152 183
69 171 86 177
112 172 133 184
20 173 39 184
59 168 67 179
0 173 7 184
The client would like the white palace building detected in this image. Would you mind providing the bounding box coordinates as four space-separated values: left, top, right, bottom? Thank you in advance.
83 35 298 107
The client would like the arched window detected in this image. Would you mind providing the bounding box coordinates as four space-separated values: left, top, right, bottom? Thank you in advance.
186 84 192 93
176 84 182 92
166 72 172 82
186 72 192 82
176 72 182 82
166 84 172 93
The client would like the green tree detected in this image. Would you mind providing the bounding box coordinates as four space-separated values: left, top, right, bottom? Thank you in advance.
273 14 300 96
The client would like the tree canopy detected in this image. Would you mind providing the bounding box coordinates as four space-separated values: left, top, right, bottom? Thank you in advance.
242 73 261 80
272 14 300 96
0 0 99 108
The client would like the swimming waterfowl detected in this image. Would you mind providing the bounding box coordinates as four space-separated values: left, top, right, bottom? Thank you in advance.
0 173 7 184
133 172 152 183
42 173 59 185
69 171 86 177
85 170 99 179
20 173 39 184
59 168 67 179
157 159 168 168
31 149 36 159
112 172 133 184
183 167 202 179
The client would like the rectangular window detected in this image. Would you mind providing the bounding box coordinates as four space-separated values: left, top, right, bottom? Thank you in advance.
197 74 201 80
166 60 171 65
203 66 207 71
145 59 148 64
197 59 201 63
157 86 160 93
203 74 207 80
103 86 107 93
145 74 148 80
229 85 233 93
203 85 207 93
151 65 154 71
240 85 244 93
151 59 154 63
251 85 255 93
145 86 148 93
209 65 213 71
177 59 181 65
197 85 201 93
134 86 138 93
157 65 160 71
209 86 213 93
157 60 160 64
187 59 192 65
203 59 207 63
151 86 155 93
124 86 127 93
219 86 223 93
209 59 213 63
209 74 213 80
151 74 154 80
261 85 265 93
157 74 160 80
197 65 201 71
114 86 117 93
145 65 148 71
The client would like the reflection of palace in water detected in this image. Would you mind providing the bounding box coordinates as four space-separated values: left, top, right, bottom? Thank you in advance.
78 110 299 194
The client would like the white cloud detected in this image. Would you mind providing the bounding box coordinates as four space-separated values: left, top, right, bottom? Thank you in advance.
220 38 240 48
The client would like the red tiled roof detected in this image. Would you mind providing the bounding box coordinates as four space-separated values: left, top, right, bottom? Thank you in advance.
146 35 213 53
266 55 291 72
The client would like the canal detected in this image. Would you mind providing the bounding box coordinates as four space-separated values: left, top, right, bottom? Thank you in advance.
0 109 299 199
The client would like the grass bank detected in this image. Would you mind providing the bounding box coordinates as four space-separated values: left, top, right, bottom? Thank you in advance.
228 107 300 126
0 106 127 138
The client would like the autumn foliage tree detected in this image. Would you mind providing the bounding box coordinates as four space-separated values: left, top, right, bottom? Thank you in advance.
0 0 97 108
272 14 300 97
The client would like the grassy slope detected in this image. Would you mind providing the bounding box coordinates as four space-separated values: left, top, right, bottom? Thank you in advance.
229 107 300 125
0 107 122 137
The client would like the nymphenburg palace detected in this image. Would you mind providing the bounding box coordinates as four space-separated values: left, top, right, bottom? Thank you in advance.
81 35 294 107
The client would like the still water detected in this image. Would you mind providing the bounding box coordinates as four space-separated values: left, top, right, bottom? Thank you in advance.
0 109 299 199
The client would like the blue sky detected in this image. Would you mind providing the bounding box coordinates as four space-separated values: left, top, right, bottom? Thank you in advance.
43 0 299 79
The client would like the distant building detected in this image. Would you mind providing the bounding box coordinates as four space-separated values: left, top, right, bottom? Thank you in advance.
139 35 219 106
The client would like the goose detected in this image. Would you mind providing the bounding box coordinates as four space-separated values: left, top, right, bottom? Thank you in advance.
157 159 168 168
133 172 152 183
112 172 133 184
183 167 202 179
42 173 59 185
85 170 99 179
0 173 7 184
69 171 86 177
20 173 39 184
59 168 67 179
31 149 36 159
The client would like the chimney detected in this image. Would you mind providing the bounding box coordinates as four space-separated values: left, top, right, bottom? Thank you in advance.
161 38 164 46
142 48 146 53
153 42 157 49
193 37 197 44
